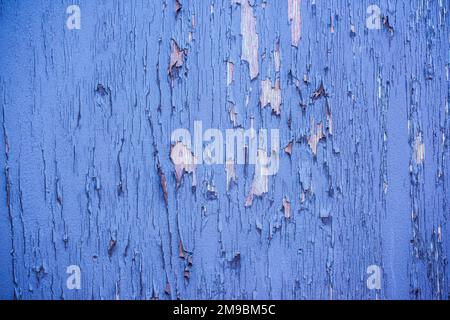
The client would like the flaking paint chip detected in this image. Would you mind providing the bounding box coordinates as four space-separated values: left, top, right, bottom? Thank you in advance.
227 61 234 86
170 142 197 188
168 39 184 77
282 198 291 218
175 0 182 14
288 0 302 47
308 121 324 156
284 141 293 156
311 82 327 101
245 149 271 207
235 0 259 80
179 240 185 259
414 134 425 164
225 158 237 190
260 78 281 115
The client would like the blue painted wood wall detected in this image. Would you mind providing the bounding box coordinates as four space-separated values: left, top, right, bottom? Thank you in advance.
0 0 449 300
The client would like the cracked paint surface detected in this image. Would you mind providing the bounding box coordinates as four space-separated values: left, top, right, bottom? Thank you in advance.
0 0 449 300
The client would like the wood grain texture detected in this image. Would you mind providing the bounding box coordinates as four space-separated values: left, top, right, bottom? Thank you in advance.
0 0 449 300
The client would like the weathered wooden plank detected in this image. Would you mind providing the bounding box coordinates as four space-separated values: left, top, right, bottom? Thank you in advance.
0 0 448 300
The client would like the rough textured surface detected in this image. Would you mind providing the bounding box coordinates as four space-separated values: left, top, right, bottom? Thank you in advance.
0 0 449 300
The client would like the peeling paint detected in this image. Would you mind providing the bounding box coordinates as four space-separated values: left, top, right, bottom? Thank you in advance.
225 158 237 190
284 141 293 156
414 134 425 164
288 0 301 47
282 198 291 219
170 142 197 188
168 39 185 78
260 78 281 115
227 61 234 86
236 0 259 80
308 120 324 156
0 0 448 301
245 149 270 207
